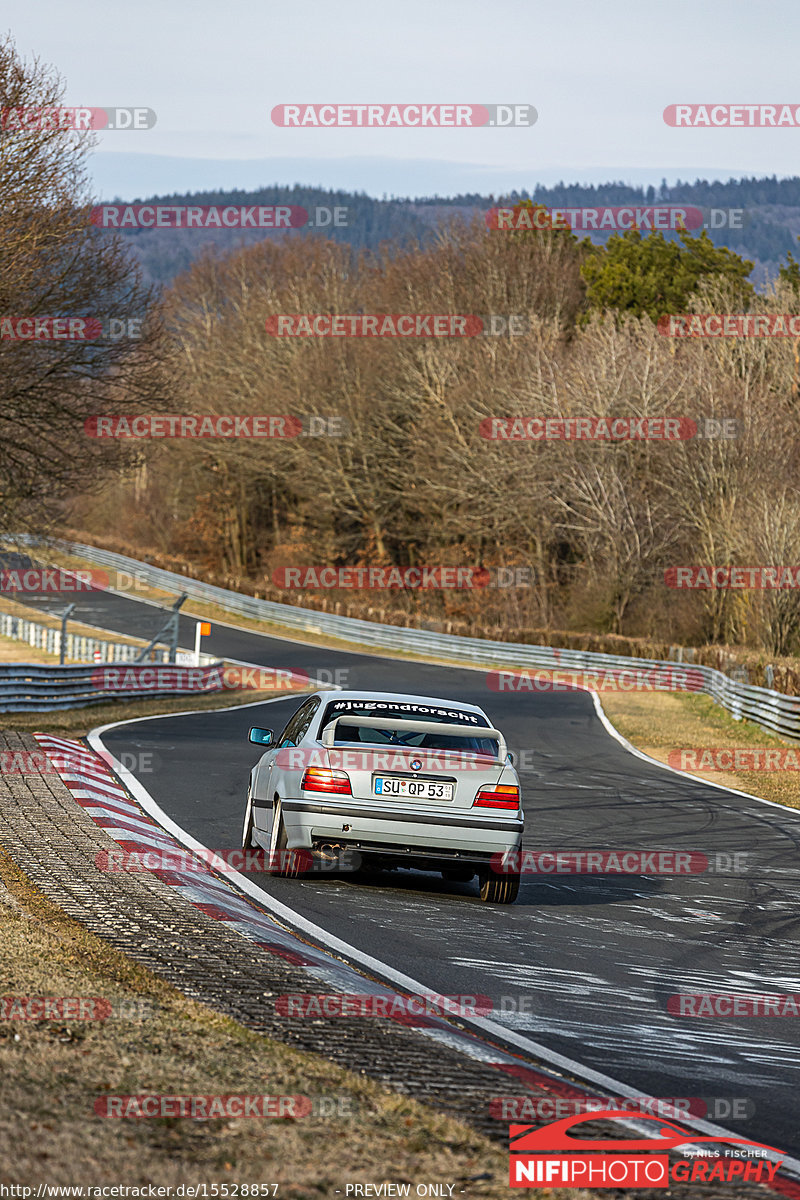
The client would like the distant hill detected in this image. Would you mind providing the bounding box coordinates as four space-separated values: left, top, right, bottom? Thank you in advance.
105 185 433 286
111 176 800 289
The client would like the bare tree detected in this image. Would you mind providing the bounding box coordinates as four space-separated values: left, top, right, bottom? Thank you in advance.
0 35 172 535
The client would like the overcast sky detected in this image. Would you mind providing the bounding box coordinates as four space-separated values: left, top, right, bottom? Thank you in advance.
8 0 800 198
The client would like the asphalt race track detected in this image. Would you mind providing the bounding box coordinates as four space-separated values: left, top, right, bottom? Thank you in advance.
7 562 800 1160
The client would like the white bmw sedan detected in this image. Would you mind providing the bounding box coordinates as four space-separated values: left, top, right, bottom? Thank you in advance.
242 690 523 903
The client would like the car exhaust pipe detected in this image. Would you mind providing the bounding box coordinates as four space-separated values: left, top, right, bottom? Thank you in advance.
316 842 346 861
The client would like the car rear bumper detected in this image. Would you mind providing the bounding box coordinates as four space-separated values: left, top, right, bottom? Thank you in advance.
281 797 524 860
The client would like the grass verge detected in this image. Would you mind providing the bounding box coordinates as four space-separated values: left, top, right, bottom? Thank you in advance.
0 633 61 665
0 848 594 1197
599 688 800 811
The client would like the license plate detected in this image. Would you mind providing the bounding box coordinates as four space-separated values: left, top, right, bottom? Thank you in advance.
373 776 454 801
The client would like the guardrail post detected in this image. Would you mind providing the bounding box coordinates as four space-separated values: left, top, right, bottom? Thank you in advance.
59 604 76 665
133 593 188 664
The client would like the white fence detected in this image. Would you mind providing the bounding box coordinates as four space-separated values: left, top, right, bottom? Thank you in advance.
0 610 174 664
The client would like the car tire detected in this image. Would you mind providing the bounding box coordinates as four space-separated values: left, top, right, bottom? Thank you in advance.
268 801 303 879
478 868 520 904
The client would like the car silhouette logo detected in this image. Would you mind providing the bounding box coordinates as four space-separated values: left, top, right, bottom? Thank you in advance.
411 759 422 771
510 1111 779 1156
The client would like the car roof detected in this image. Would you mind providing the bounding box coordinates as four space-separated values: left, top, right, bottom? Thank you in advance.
307 689 489 717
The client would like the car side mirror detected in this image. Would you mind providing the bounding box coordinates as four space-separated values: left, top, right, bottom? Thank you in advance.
249 727 274 746
507 751 516 766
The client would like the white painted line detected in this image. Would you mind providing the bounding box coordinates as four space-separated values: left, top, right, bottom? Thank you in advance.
87 704 800 1179
590 690 800 818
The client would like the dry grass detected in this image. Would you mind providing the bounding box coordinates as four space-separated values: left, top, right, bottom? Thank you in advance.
600 688 800 810
0 633 61 665
0 852 588 1197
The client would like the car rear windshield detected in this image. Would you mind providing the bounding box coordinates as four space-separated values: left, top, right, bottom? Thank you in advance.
319 700 497 755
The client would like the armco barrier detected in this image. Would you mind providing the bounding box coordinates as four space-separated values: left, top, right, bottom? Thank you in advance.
10 535 800 741
0 662 226 713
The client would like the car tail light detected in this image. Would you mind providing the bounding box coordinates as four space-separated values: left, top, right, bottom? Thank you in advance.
473 784 520 809
301 767 352 795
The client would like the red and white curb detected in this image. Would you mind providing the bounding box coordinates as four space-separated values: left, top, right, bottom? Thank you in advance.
30 735 800 1194
33 735 585 1065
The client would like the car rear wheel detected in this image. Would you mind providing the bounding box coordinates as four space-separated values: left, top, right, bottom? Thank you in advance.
478 868 520 904
268 801 303 878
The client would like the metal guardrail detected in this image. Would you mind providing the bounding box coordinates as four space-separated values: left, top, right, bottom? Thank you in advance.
0 662 226 713
10 535 800 741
